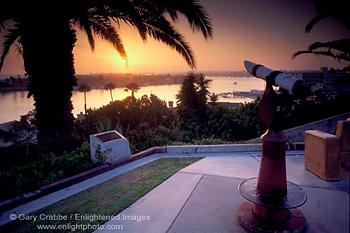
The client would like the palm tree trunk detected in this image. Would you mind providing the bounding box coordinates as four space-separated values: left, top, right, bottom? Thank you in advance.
110 89 114 102
19 18 78 149
84 91 87 114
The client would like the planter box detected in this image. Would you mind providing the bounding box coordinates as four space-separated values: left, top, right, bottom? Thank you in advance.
305 130 340 180
90 130 131 164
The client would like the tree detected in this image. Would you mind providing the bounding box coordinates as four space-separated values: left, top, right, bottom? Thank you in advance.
0 1 213 149
143 94 169 128
196 74 212 114
176 72 200 122
176 72 211 127
6 111 37 156
293 0 350 63
104 82 116 102
78 83 91 115
209 92 219 106
124 83 140 98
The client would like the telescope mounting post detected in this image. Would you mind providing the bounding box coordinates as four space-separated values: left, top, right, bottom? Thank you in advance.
237 77 307 232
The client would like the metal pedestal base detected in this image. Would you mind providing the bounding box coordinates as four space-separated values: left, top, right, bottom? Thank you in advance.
237 201 306 233
237 178 307 233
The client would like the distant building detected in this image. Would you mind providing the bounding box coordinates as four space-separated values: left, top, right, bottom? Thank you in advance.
76 112 86 121
285 67 350 89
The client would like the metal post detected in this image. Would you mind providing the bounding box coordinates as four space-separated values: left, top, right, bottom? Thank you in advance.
237 78 307 232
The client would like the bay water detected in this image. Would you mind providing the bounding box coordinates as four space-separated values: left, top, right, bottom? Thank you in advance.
0 76 265 124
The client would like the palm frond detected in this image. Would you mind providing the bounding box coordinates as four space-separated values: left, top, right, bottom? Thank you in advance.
306 0 350 33
0 4 16 33
70 0 212 68
0 20 9 33
305 12 333 33
308 39 350 54
293 39 350 62
93 19 127 59
142 16 196 68
133 0 213 39
0 25 20 72
73 17 96 52
76 14 127 60
293 50 350 62
105 0 149 41
171 0 213 39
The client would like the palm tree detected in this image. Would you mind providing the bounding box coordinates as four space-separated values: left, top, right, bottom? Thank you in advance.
104 82 116 102
124 83 140 98
209 92 219 106
176 72 200 121
293 0 350 63
78 83 91 114
196 74 212 113
0 1 212 148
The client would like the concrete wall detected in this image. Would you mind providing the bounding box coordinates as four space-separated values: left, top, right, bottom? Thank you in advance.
166 144 262 154
284 113 350 142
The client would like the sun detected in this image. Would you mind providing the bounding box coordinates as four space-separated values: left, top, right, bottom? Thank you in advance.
121 59 127 64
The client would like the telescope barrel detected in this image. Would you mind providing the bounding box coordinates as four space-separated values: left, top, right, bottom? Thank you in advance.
244 60 310 96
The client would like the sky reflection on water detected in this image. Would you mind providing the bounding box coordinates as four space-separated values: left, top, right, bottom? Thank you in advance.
0 77 265 123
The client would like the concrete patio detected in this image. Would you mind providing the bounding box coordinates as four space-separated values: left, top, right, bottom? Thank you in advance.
1 149 349 233
95 151 349 233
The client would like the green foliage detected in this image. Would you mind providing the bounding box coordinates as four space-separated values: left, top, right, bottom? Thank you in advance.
0 142 95 202
5 111 38 155
209 92 219 106
96 117 113 133
2 87 349 204
94 144 109 164
280 93 350 130
78 94 174 141
4 158 202 233
127 126 172 153
115 120 125 136
124 82 140 97
193 136 230 145
176 72 212 130
104 82 116 90
77 83 91 93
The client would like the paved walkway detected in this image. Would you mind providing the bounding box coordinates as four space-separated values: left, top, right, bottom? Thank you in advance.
95 152 349 233
1 151 349 233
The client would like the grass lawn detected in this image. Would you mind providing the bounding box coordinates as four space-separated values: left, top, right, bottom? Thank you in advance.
3 157 203 233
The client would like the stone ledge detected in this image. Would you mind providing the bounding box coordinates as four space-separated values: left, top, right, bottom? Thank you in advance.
166 144 262 154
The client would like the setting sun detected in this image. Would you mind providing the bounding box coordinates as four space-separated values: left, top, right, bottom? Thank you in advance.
122 59 127 64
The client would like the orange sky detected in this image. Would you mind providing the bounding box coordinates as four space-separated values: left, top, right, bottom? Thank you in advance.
1 0 349 75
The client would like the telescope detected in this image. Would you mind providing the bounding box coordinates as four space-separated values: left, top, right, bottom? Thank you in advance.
238 60 309 233
244 61 310 97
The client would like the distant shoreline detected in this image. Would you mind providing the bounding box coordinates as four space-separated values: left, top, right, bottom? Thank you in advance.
0 73 255 93
0 87 28 92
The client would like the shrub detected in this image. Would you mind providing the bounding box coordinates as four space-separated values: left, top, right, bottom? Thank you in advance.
0 142 96 202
